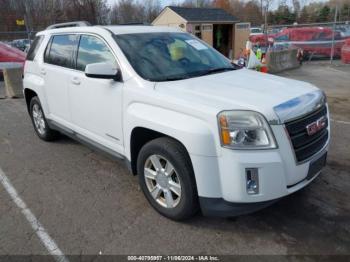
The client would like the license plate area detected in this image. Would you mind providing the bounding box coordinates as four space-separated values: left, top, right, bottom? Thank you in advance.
307 152 327 180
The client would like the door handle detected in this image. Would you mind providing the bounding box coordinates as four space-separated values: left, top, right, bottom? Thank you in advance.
71 77 81 85
40 69 46 75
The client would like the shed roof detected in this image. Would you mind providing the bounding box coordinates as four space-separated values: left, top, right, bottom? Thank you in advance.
167 6 238 23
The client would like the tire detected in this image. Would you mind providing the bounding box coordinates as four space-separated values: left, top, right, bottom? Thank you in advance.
29 96 59 141
137 137 199 220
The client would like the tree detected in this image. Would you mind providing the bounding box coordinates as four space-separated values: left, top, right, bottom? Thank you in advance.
110 0 142 24
143 0 162 23
63 0 110 25
299 6 310 23
213 0 231 10
292 0 301 19
110 0 161 25
242 1 263 26
271 5 296 24
341 3 350 20
182 0 212 7
318 5 331 22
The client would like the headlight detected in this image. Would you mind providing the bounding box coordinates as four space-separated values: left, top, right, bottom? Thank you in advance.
218 110 277 149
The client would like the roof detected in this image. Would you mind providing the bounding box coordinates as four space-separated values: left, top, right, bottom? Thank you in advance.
38 25 183 36
103 25 183 35
167 6 238 23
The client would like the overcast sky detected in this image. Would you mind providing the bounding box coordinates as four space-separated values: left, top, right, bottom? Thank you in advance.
107 0 180 6
107 0 328 8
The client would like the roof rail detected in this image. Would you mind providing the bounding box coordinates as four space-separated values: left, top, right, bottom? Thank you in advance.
46 21 91 30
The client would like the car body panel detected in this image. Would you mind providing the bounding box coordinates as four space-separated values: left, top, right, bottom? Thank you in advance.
155 68 318 123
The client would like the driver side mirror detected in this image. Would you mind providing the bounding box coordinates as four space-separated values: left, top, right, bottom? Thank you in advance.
85 62 121 81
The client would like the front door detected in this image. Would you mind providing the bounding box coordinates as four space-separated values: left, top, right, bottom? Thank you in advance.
68 34 124 153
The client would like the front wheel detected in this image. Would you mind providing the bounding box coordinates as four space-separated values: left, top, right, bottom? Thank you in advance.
137 137 199 220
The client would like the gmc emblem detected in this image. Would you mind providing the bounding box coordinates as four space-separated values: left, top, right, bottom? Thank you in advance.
306 116 327 136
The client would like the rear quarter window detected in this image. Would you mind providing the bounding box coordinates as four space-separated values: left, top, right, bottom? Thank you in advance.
26 36 44 61
44 34 79 69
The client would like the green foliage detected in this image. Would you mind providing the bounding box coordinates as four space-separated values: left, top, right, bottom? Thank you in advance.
317 5 331 22
269 5 296 25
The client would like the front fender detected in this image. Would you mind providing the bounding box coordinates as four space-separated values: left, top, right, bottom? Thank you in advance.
124 102 219 160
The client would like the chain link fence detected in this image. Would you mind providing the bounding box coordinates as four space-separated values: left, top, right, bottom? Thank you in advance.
0 31 37 52
250 21 350 64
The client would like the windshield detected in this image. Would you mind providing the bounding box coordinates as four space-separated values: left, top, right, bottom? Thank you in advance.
114 32 235 82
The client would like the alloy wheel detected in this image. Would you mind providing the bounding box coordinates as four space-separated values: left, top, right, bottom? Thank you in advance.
32 104 46 135
144 155 182 208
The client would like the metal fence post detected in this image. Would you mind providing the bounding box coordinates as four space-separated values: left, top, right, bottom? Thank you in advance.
330 5 338 64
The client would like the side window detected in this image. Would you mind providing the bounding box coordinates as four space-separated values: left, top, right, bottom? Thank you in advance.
76 35 116 71
26 35 44 61
44 34 78 68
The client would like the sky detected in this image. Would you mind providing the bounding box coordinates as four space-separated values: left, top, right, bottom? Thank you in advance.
107 0 328 8
107 0 181 6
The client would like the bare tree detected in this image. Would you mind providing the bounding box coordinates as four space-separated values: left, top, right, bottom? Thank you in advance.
63 0 110 25
292 0 301 18
110 0 143 24
143 0 162 23
182 0 212 7
110 0 161 24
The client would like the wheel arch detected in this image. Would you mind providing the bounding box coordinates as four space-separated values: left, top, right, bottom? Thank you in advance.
130 127 193 176
24 88 38 113
126 103 218 176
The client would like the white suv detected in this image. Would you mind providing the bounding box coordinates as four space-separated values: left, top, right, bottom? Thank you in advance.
23 22 330 220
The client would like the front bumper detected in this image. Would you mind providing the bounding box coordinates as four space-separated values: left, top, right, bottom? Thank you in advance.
199 167 324 217
190 125 330 217
199 197 280 217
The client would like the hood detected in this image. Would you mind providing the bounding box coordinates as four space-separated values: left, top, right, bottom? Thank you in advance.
155 68 319 123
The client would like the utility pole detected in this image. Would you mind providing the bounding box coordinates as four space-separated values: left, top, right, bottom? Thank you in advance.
24 0 32 40
264 2 268 48
330 4 338 64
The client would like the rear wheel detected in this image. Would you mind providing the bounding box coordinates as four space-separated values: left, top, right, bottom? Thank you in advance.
30 96 59 141
137 137 199 220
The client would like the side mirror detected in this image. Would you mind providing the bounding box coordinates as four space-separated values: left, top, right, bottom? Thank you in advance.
85 62 121 81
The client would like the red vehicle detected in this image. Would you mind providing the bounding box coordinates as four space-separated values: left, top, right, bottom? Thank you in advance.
250 27 347 57
0 42 26 75
341 38 350 64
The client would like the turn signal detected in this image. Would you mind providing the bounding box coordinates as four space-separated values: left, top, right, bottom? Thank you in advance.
219 115 231 145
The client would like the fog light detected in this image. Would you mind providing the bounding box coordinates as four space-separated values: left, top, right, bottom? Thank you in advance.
246 168 259 195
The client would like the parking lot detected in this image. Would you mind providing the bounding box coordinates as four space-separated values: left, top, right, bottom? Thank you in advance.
0 63 350 257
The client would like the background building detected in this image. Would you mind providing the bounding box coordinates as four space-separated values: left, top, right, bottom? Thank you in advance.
152 6 250 59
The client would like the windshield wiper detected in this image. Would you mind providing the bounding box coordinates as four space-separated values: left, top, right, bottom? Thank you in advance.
195 67 235 77
157 75 191 82
156 67 235 82
191 67 236 76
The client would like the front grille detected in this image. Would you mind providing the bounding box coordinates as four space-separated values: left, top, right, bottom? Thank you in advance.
285 105 329 163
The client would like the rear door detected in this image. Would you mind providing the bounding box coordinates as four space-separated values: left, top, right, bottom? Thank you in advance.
42 34 79 123
68 34 124 152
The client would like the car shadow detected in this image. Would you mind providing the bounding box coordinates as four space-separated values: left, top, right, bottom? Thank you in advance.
54 133 79 145
178 170 350 254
